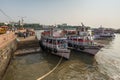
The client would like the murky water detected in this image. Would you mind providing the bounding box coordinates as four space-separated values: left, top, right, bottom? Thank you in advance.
2 31 120 80
2 52 60 80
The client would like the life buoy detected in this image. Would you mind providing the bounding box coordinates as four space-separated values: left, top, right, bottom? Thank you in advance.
74 45 78 48
54 49 57 53
48 48 52 53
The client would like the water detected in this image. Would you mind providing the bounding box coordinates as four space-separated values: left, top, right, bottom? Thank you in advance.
2 53 60 80
2 31 120 80
96 34 120 80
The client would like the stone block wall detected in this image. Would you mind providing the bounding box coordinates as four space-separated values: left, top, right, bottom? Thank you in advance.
0 33 17 80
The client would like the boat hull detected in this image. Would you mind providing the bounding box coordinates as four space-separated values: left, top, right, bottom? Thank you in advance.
68 47 102 55
94 34 115 40
68 43 103 55
39 40 70 59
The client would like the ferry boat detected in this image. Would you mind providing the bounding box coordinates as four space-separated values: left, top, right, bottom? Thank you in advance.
93 27 115 39
39 28 70 59
67 23 103 55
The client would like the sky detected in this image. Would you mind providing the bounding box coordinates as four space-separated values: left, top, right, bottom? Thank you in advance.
0 0 120 29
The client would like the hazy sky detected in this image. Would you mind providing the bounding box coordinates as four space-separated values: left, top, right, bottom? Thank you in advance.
0 0 120 28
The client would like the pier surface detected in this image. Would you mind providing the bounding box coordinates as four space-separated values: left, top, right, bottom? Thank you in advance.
14 36 40 56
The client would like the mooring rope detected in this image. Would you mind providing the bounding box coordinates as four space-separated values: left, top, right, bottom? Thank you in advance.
37 56 63 80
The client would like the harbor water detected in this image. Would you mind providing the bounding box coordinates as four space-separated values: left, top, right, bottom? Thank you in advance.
2 30 120 80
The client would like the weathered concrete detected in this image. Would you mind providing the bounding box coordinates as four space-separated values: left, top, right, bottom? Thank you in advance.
14 36 40 56
0 39 17 80
0 32 15 48
0 35 40 80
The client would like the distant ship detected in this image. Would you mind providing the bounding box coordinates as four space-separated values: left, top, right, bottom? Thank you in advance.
92 26 115 39
39 28 70 59
67 23 103 55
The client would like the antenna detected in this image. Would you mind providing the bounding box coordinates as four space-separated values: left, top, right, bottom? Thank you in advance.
18 16 26 28
81 22 84 27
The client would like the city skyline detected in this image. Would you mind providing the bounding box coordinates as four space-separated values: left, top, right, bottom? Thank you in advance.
0 0 120 29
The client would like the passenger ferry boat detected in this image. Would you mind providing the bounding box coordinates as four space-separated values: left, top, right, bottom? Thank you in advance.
39 28 70 59
93 27 115 39
67 24 103 55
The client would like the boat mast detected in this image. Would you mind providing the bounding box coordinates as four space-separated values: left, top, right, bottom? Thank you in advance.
81 22 86 44
50 28 53 37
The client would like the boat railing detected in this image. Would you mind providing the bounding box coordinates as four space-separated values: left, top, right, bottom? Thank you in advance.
43 41 68 50
58 44 67 49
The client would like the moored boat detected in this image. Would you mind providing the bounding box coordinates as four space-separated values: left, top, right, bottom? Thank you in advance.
39 28 70 59
92 26 115 39
67 23 103 55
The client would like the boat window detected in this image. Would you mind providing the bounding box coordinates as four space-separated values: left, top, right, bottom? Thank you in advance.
60 40 63 44
53 40 56 45
61 40 66 44
49 39 52 44
57 40 61 44
78 39 83 42
73 38 77 41
46 39 48 42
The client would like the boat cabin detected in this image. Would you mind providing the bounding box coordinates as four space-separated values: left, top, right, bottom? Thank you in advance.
42 37 68 50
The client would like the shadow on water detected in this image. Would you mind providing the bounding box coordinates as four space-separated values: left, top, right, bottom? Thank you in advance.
2 52 60 80
70 50 95 64
41 51 61 67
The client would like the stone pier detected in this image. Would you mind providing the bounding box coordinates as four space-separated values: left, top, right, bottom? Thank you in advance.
0 32 40 80
0 33 17 80
14 36 40 56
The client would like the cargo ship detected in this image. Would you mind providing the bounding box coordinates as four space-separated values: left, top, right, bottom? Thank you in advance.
39 28 70 59
67 23 103 55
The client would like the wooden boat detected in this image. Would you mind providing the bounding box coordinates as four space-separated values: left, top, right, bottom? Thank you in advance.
39 28 70 59
67 23 103 55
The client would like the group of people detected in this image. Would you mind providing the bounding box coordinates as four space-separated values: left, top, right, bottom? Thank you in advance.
17 29 35 38
23 31 35 38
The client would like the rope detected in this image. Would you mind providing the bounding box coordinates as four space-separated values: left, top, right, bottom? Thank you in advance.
37 56 63 80
0 9 13 21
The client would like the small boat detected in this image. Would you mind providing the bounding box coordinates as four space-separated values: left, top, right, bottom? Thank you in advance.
39 28 70 59
67 23 103 55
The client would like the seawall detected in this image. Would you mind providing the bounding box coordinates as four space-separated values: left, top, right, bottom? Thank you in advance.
14 36 40 56
0 32 17 80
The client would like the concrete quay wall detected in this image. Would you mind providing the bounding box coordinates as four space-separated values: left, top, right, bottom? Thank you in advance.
0 33 17 80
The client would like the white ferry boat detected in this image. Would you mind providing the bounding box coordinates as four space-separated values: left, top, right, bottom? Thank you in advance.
39 28 70 59
93 27 115 39
67 24 103 55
